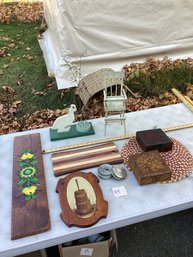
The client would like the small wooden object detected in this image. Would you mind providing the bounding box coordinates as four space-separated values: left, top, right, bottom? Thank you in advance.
12 133 50 240
50 104 95 141
128 150 172 185
136 128 173 152
52 142 123 176
56 171 108 227
52 104 77 133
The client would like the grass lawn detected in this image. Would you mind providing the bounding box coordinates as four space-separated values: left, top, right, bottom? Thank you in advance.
125 63 193 97
0 21 76 117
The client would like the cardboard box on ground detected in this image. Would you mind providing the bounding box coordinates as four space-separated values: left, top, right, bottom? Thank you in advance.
58 230 118 257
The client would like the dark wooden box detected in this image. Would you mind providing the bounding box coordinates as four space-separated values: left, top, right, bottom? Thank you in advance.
136 128 173 152
128 150 171 185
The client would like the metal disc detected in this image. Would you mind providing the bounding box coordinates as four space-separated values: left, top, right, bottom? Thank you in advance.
98 173 112 180
97 164 113 180
98 164 113 176
112 166 127 180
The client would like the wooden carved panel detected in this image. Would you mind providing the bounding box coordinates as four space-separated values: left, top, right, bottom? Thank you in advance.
56 172 108 227
12 133 51 240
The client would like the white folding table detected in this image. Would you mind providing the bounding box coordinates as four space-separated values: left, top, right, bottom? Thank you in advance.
0 103 193 257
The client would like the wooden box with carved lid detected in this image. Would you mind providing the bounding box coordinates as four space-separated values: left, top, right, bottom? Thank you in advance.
128 150 171 185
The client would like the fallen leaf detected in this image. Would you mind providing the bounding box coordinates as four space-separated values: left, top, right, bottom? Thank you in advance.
33 90 47 96
0 104 4 111
8 43 16 48
9 107 17 115
17 80 24 86
2 86 15 94
13 100 22 106
0 2 43 23
0 49 6 57
2 64 9 69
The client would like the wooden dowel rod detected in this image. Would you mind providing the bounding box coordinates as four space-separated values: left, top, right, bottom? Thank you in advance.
184 96 193 107
172 88 193 112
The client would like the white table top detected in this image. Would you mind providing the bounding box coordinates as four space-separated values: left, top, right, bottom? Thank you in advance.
0 103 193 257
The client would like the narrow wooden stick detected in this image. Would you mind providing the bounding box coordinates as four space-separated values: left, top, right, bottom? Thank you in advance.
172 88 193 112
43 123 193 154
184 96 193 107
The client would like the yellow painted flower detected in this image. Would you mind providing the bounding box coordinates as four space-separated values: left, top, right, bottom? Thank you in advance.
21 152 34 160
19 166 36 178
22 186 37 196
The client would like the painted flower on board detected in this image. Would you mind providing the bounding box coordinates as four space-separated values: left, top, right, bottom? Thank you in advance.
22 185 37 196
18 149 39 201
21 152 34 160
19 166 36 178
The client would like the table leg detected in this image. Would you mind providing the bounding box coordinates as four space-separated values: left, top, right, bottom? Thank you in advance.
40 249 47 257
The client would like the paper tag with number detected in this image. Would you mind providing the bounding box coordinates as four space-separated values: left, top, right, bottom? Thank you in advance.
112 186 128 197
80 248 93 256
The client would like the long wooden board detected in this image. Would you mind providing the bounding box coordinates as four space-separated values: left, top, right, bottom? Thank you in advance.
12 133 51 240
52 142 123 176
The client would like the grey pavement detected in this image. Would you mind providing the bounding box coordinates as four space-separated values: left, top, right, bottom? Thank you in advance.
110 208 193 257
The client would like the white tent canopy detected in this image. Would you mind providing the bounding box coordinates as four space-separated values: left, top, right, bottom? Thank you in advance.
39 0 193 89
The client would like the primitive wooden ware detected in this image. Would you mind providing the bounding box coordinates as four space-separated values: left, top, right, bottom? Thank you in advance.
12 133 50 240
52 142 123 176
56 172 108 227
129 150 172 185
136 128 173 152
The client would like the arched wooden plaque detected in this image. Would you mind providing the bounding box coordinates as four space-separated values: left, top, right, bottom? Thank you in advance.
56 172 108 227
